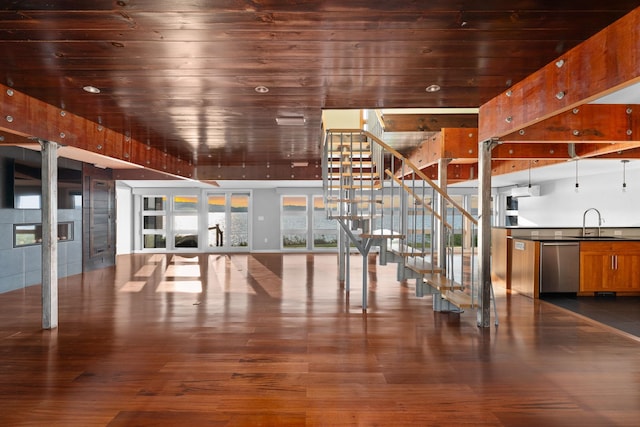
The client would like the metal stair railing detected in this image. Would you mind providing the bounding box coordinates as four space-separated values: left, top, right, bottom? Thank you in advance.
323 129 495 320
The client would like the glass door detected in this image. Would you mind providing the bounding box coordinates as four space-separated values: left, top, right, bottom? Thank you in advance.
207 192 250 251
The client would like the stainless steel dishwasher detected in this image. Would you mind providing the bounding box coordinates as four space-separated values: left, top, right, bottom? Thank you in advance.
539 241 580 293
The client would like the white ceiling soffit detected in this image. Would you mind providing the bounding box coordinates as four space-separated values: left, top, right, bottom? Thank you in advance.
590 80 640 104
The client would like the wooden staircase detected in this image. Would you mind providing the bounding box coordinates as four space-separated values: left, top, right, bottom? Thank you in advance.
323 129 495 318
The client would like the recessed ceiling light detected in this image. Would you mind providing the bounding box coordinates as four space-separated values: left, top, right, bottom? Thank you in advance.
425 84 441 93
83 85 101 94
255 85 269 93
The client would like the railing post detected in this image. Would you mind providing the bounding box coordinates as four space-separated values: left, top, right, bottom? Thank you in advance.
477 138 498 328
437 158 451 272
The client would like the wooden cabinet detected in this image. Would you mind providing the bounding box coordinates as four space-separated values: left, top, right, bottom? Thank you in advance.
510 238 539 298
580 241 640 293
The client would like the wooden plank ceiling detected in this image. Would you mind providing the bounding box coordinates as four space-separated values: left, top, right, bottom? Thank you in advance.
0 1 638 180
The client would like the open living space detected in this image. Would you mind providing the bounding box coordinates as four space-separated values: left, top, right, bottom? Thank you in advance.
0 2 639 425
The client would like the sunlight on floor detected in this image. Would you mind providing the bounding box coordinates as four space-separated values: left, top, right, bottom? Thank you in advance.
164 264 201 278
147 254 166 263
156 280 203 293
119 281 147 292
134 264 158 277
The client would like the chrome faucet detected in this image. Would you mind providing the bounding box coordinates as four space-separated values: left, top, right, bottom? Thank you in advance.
582 208 603 237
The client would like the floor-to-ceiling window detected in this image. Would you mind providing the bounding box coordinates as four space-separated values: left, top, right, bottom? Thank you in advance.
312 195 337 249
142 196 167 249
173 195 199 248
281 195 308 249
133 186 342 254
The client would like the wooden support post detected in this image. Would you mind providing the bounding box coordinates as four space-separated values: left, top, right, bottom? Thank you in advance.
477 139 497 328
40 139 59 330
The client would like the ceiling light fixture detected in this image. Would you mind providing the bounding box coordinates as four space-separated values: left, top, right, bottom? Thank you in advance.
276 116 306 126
255 85 269 93
291 161 308 168
83 85 101 94
425 84 441 93
574 160 579 193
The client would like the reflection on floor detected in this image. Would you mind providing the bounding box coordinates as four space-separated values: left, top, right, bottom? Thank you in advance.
541 294 640 338
1 254 639 425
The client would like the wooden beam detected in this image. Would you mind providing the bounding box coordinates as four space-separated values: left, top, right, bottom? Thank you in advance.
0 84 193 178
499 104 640 143
479 7 640 141
197 162 323 180
404 133 442 168
493 142 572 160
441 128 478 161
576 142 640 158
382 114 478 132
491 159 564 176
585 146 640 159
404 128 478 170
447 163 477 182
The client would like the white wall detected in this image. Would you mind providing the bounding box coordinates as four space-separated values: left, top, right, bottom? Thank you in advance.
115 183 133 255
512 168 640 227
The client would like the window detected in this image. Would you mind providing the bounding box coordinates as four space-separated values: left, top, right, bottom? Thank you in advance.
173 195 199 248
312 196 337 249
282 195 307 249
142 196 166 249
230 193 249 247
207 194 226 248
14 222 73 247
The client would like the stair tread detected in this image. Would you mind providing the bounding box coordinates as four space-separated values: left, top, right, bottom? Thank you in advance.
389 241 431 256
440 290 474 308
405 257 442 274
360 232 404 239
329 214 380 220
326 197 378 203
328 171 379 178
423 273 463 290
341 160 373 165
328 184 382 189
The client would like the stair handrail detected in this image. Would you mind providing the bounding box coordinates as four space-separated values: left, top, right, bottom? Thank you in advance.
326 129 477 226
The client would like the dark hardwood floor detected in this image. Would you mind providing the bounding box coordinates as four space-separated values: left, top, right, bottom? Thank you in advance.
0 253 639 426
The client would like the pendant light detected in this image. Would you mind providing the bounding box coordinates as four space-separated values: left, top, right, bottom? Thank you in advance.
622 160 629 192
574 160 579 192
